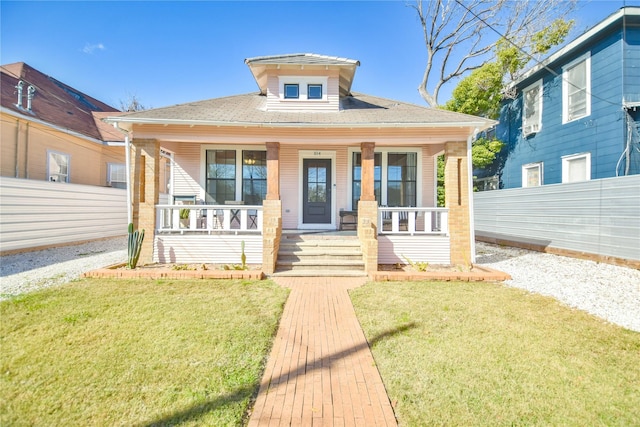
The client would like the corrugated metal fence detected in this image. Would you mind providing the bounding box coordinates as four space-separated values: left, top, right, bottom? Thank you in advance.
474 175 640 262
0 177 127 253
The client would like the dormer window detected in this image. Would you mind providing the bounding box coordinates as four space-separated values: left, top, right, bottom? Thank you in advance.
308 84 322 99
284 84 299 99
278 76 328 101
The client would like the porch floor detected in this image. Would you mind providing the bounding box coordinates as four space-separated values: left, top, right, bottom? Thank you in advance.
248 276 397 426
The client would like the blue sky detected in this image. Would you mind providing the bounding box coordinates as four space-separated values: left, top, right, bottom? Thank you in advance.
2 1 639 110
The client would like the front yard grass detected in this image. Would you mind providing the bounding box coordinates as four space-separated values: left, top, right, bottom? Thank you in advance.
0 278 289 426
351 281 640 426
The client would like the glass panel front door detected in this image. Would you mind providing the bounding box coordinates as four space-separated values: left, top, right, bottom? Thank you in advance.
303 159 331 224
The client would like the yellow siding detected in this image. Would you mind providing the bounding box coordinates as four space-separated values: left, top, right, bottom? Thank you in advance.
0 112 125 186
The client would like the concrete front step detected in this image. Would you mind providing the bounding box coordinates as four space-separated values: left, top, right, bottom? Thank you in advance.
270 269 368 277
276 235 365 275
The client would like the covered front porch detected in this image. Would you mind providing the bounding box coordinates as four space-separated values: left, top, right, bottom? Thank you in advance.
129 138 471 275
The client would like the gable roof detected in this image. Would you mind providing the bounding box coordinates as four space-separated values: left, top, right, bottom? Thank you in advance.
245 53 360 96
107 91 494 130
0 62 124 143
514 6 640 87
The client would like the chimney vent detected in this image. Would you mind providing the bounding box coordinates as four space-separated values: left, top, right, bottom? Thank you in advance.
15 81 24 108
27 86 36 111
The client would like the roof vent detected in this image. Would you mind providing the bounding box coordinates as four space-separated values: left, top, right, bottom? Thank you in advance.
27 85 36 111
15 80 24 108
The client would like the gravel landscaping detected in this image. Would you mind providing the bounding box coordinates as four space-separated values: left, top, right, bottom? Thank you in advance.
1 238 638 332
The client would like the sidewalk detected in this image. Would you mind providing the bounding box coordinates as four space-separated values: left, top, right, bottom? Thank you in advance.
248 276 397 426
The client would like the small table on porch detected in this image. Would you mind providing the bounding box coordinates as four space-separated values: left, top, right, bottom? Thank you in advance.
339 210 358 231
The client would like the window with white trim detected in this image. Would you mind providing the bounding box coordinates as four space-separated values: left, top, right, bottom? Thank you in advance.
107 163 126 189
279 76 327 101
523 80 542 136
350 150 418 209
562 152 591 183
563 53 591 123
205 148 266 204
284 84 299 99
522 162 543 187
48 151 69 183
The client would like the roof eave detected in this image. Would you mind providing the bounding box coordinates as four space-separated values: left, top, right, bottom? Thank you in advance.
104 116 494 131
511 7 640 88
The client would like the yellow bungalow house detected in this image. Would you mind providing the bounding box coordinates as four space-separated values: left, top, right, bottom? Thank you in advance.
106 54 494 276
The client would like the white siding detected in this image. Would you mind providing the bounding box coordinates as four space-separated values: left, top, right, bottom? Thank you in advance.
378 235 451 265
154 234 262 264
0 177 127 253
265 75 340 112
164 142 202 201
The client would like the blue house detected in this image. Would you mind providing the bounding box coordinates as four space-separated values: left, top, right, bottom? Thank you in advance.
480 7 640 190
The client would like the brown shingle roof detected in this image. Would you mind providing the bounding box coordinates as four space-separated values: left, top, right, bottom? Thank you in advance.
110 92 493 129
0 62 124 142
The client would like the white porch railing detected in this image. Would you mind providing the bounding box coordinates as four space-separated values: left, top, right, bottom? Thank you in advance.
156 204 263 233
378 207 448 235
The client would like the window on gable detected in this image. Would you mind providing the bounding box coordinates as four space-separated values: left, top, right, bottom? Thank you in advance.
308 84 323 100
108 163 127 189
563 53 591 123
523 80 542 136
284 84 299 99
562 152 591 183
522 162 543 187
48 151 69 183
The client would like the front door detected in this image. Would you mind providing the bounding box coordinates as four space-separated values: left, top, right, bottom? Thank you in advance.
303 159 332 224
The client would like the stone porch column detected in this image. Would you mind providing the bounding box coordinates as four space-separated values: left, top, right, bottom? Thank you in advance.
358 142 378 275
444 140 472 267
263 142 282 275
131 138 159 266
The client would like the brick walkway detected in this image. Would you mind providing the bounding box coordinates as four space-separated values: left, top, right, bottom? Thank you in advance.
248 277 397 427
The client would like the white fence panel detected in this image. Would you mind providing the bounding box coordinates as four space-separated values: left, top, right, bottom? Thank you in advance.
474 175 640 262
0 177 127 253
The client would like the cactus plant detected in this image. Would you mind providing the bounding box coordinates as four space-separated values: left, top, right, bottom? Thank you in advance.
240 240 247 270
127 223 145 269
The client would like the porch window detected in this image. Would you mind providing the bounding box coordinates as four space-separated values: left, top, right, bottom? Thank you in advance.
47 150 69 183
352 152 381 208
387 153 417 207
206 150 236 204
242 150 266 205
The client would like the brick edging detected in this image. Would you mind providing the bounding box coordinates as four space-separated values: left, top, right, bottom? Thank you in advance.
83 264 265 280
370 265 511 282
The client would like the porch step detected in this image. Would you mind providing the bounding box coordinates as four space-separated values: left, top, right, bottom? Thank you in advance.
273 234 366 277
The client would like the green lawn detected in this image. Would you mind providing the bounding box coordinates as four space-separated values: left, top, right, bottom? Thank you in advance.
0 278 289 427
351 281 640 426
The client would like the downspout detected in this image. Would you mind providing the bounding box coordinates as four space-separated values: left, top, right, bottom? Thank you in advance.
124 133 132 225
467 129 477 264
14 119 20 178
24 122 30 179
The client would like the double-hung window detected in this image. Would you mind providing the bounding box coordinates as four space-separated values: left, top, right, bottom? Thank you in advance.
523 80 542 136
351 151 417 208
563 53 591 123
48 150 69 183
108 163 126 188
205 149 267 204
562 152 591 183
522 162 543 187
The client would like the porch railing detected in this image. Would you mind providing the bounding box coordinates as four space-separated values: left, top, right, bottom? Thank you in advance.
378 207 448 235
155 204 263 233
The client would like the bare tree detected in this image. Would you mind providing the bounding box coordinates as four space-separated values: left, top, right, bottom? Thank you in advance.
119 94 147 112
412 0 577 107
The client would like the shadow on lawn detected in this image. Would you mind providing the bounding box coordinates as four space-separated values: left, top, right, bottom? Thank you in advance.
136 322 417 426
